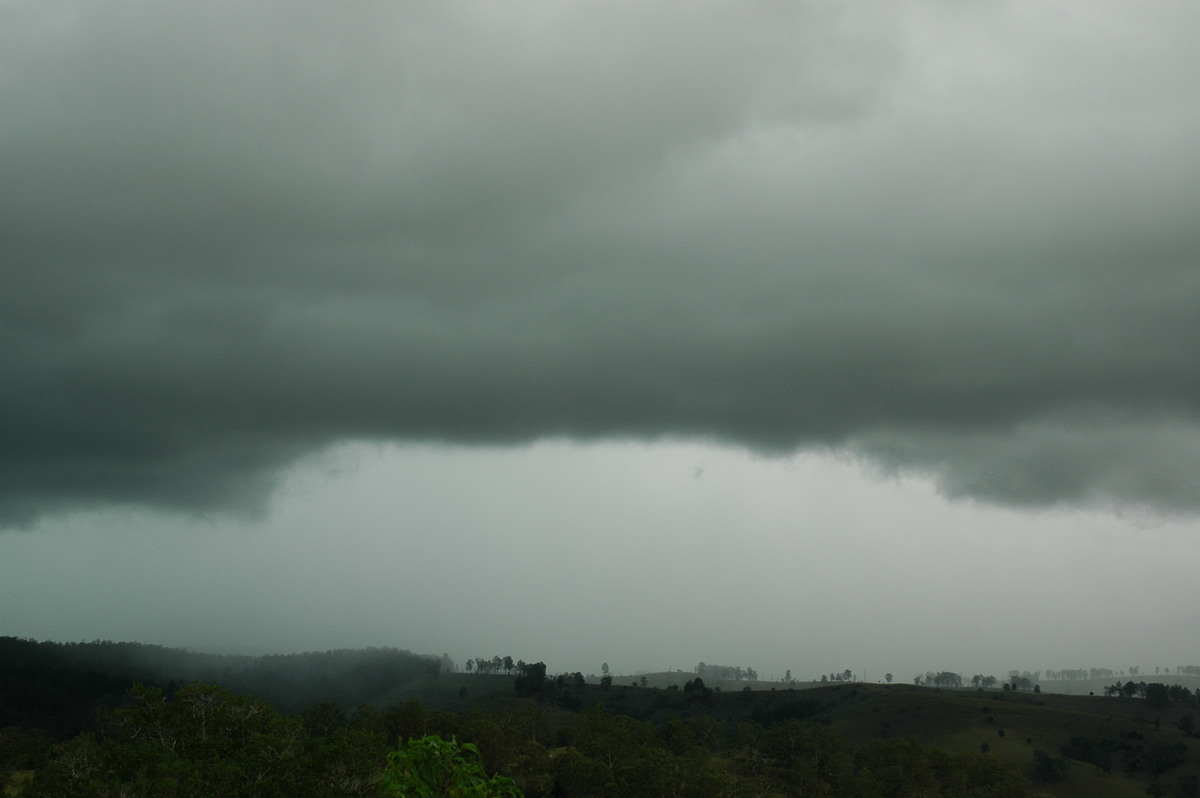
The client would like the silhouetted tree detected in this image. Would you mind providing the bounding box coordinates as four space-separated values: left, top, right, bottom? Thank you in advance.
683 677 713 704
514 661 546 696
932 671 962 688
1146 682 1170 708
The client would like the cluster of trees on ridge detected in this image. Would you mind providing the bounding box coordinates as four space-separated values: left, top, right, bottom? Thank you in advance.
694 663 759 682
1019 666 1200 682
464 655 521 675
904 667 1200 696
462 659 1200 694
1103 680 1199 706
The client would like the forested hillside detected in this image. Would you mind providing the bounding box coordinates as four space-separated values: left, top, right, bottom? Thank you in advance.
4 639 1200 797
0 635 442 725
6 679 1034 797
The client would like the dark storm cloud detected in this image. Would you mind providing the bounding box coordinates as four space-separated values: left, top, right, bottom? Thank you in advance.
4 0 1200 525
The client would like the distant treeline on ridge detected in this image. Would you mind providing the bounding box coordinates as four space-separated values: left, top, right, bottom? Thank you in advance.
0 635 445 728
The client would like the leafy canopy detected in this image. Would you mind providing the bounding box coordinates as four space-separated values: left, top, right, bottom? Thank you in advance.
380 734 524 798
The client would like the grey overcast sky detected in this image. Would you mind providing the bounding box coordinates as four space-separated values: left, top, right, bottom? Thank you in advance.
2 0 1199 679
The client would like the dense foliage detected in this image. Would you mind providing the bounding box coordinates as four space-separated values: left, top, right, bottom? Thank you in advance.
380 735 524 797
5 640 1199 797
4 679 1039 797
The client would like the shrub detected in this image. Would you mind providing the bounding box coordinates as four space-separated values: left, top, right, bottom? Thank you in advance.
380 734 524 797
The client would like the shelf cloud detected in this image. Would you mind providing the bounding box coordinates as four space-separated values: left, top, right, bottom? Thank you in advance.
4 0 1200 526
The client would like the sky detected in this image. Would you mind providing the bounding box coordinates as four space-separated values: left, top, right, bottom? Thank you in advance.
3 0 1199 681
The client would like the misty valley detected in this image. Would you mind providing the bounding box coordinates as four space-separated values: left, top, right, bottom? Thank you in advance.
3 637 1200 797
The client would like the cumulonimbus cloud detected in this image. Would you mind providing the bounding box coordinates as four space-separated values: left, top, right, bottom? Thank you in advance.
3 0 1200 526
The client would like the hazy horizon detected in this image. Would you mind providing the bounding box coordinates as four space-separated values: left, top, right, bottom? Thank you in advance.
3 2 1199 688
6 441 1199 683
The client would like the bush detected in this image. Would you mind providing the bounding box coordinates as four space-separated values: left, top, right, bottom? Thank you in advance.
1033 749 1067 781
380 734 524 797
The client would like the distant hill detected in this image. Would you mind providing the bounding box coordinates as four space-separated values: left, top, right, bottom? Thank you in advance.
0 636 442 723
1036 673 1200 697
390 673 1200 798
5 639 1199 797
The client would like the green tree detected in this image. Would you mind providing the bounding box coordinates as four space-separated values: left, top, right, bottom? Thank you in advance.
380 734 524 797
1146 682 1170 709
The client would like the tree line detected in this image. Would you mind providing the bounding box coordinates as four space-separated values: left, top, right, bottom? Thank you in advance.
465 655 521 675
694 663 759 682
0 636 443 721
1103 680 1198 707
